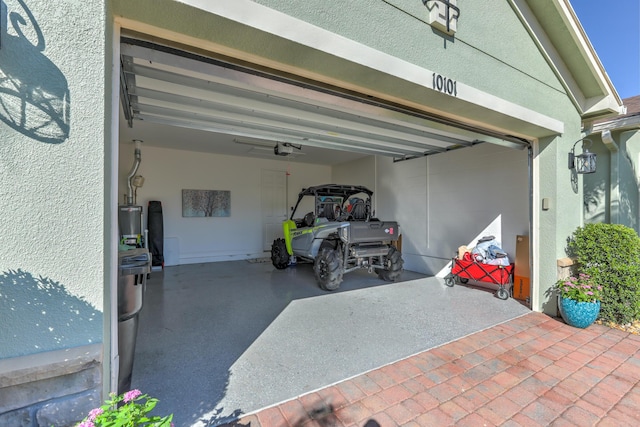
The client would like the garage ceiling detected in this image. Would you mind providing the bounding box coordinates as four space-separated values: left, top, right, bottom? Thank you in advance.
120 39 528 164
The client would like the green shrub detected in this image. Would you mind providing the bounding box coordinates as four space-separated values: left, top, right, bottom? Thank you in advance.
567 223 640 324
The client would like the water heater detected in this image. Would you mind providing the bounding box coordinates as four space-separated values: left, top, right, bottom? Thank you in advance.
119 205 143 247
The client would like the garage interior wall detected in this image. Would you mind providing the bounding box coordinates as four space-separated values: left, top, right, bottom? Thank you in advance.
120 140 528 275
332 157 376 196
374 144 529 275
118 143 331 265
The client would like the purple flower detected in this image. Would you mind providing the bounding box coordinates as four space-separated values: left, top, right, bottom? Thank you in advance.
78 421 95 427
87 408 103 421
123 389 142 403
587 291 594 295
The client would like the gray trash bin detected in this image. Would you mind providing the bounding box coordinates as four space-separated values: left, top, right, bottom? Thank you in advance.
117 248 151 393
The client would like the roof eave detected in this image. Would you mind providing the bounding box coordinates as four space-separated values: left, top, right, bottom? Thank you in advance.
520 0 624 120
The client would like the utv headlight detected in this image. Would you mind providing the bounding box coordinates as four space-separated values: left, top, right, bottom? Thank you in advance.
340 225 349 242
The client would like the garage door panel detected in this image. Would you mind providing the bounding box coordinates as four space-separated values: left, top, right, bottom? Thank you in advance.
121 39 529 163
128 77 470 158
133 97 444 155
129 72 472 153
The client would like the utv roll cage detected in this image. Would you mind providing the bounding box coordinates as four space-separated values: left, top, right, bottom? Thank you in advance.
290 184 374 222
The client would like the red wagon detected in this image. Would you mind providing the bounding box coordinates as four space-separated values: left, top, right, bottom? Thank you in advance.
445 258 514 300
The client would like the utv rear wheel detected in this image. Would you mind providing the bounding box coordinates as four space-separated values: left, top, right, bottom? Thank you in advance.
271 238 290 270
378 246 404 282
314 248 343 291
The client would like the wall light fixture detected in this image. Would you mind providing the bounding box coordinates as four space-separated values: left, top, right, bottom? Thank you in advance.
568 138 596 174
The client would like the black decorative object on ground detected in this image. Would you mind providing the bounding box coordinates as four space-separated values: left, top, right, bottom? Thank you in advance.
148 201 164 267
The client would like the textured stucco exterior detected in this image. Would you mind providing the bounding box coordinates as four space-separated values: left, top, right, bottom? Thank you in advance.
584 130 640 232
251 0 566 108
1 1 110 424
1 1 108 358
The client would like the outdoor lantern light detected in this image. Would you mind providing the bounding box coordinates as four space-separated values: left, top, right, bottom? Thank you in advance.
568 138 597 174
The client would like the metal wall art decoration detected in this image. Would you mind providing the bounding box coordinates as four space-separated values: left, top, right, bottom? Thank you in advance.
182 189 231 217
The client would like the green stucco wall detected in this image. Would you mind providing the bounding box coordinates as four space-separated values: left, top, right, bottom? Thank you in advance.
584 138 612 224
585 130 640 233
621 130 640 232
0 1 108 358
251 0 571 123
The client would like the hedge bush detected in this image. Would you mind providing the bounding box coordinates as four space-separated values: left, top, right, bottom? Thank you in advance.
568 223 640 324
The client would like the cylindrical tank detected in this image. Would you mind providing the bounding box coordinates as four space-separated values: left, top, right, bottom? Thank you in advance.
117 248 150 393
119 205 143 246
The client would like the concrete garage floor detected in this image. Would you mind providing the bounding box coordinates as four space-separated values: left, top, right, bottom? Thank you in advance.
131 259 530 427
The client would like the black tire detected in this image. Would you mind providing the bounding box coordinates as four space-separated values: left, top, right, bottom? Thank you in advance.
496 287 509 300
271 238 290 270
314 248 343 291
444 274 456 287
460 278 469 284
377 246 404 282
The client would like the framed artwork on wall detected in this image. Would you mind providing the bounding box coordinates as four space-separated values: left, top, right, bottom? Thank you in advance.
182 189 230 217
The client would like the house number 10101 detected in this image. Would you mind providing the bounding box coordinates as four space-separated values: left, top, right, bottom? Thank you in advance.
432 73 457 96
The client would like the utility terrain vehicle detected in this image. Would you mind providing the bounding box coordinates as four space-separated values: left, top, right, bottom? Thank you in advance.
271 184 403 290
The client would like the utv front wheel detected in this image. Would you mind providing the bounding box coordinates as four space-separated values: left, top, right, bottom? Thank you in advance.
377 246 404 282
271 238 290 270
314 248 344 291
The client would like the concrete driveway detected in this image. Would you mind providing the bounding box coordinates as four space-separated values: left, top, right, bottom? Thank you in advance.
131 260 530 426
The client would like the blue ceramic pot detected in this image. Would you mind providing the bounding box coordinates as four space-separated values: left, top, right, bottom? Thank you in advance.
559 297 601 328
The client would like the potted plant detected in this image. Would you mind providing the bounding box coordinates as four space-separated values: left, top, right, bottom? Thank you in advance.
555 273 602 328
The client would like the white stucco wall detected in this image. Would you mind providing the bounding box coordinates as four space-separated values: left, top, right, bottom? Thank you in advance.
332 156 376 195
118 144 331 265
325 144 530 277
0 0 107 358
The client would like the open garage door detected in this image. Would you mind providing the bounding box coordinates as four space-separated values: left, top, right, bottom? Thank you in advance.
120 38 529 162
116 35 533 287
115 35 534 422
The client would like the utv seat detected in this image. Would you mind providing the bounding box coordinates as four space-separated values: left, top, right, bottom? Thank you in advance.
322 202 336 220
350 201 367 220
304 211 316 227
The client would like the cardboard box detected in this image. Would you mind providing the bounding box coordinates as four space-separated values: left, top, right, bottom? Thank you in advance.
392 234 402 252
514 235 530 301
513 275 530 301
